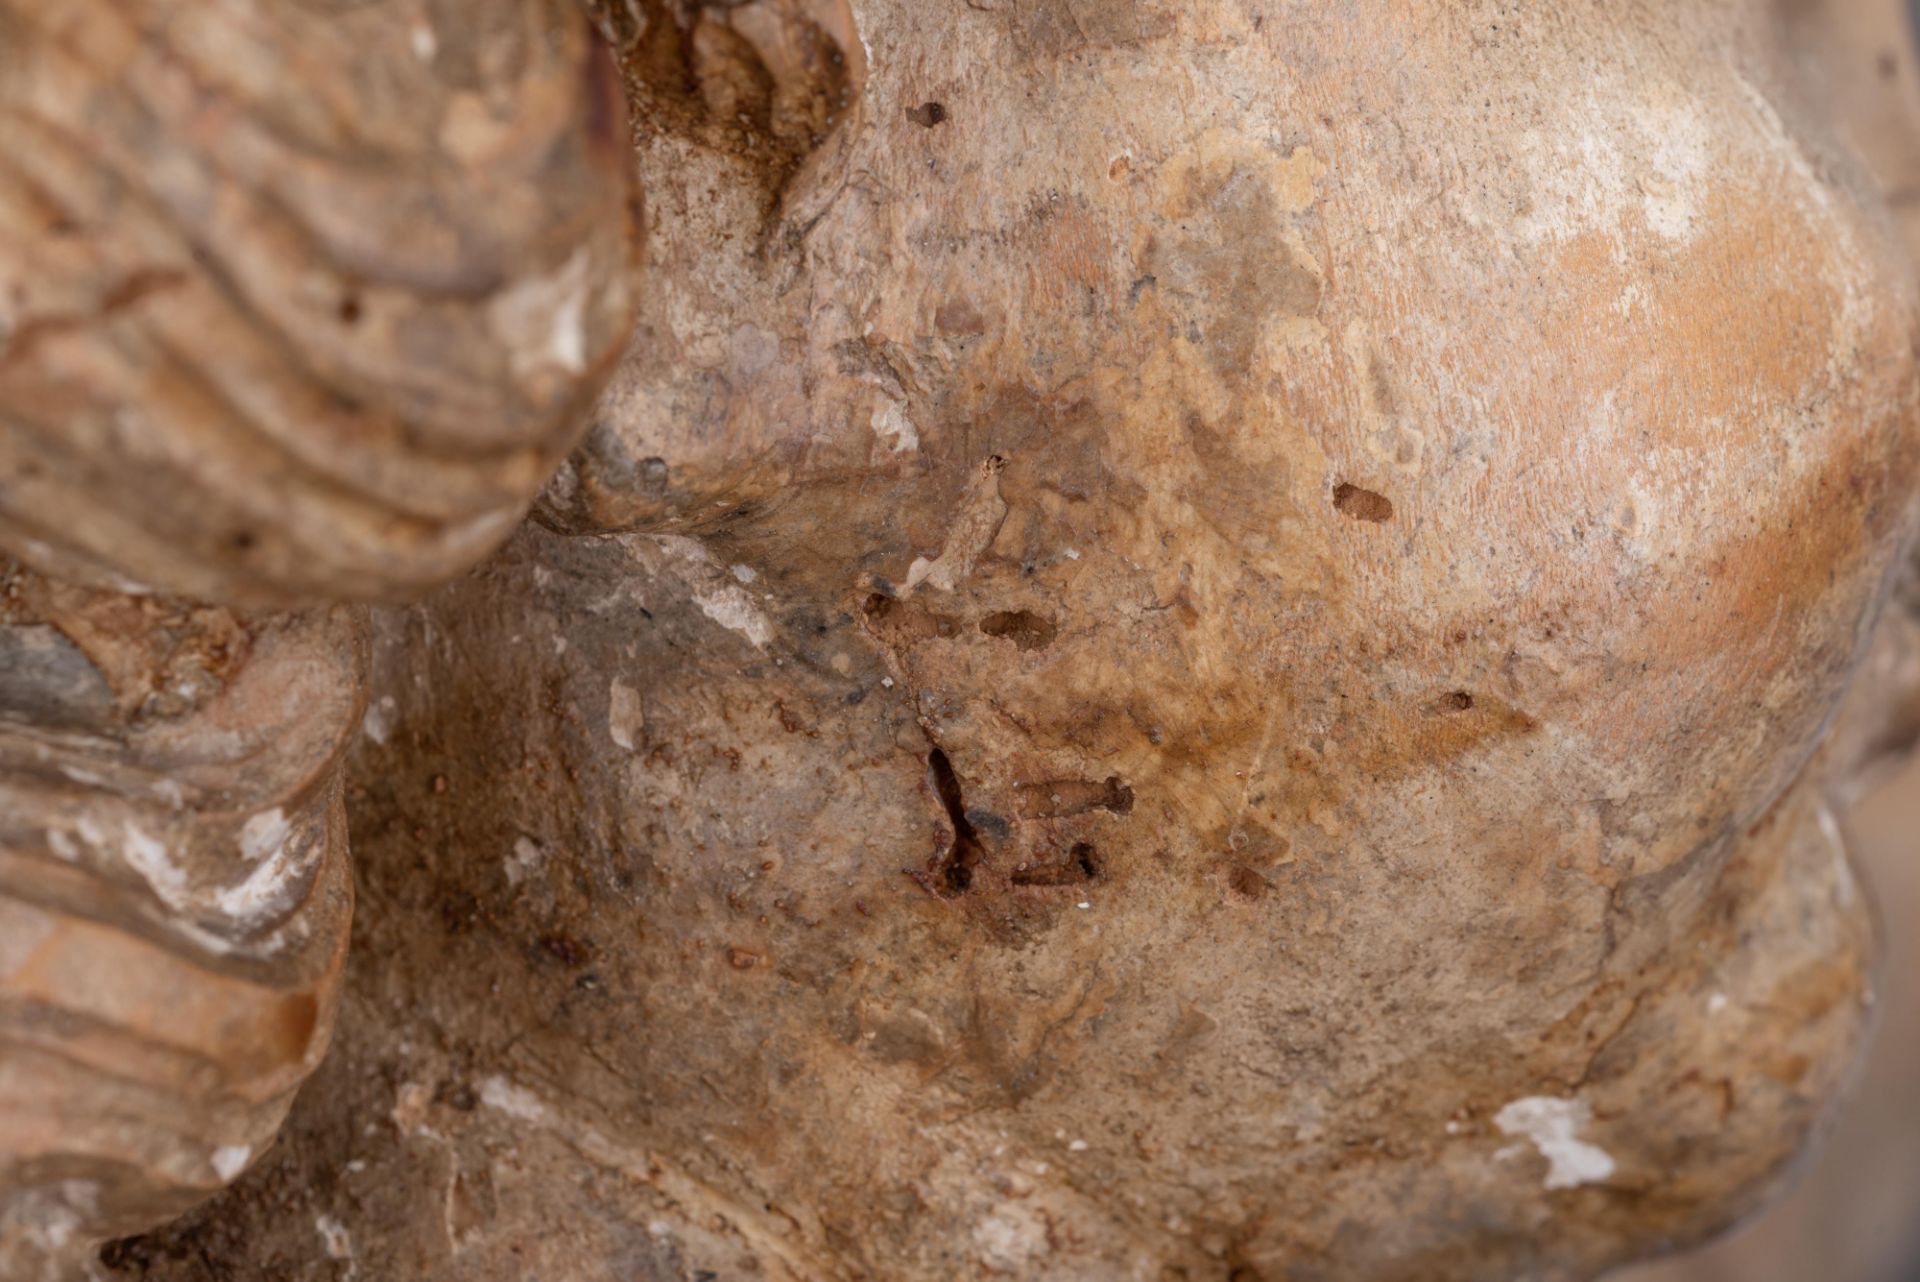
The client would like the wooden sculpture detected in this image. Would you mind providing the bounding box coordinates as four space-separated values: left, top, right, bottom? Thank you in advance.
4 1 1920 1280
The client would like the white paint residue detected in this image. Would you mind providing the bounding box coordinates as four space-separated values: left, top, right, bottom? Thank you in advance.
871 399 920 453
315 1214 354 1261
1466 76 1713 251
121 823 191 912
14 1180 96 1252
505 836 547 887
211 1145 252 1182
240 808 290 863
695 584 774 647
213 833 311 925
550 283 589 373
409 20 437 62
1494 1096 1615 1190
1639 98 1709 241
478 1075 549 1123
363 695 397 745
489 247 592 379
974 1205 1050 1271
731 563 758 584
1817 803 1857 907
628 535 777 648
608 680 644 750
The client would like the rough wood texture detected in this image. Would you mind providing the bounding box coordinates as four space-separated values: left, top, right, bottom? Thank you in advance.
87 2 1920 1280
7 1 1920 1280
0 1 635 1274
0 0 636 605
0 567 363 1281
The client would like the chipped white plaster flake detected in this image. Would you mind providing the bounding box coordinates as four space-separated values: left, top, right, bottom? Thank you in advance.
478 1075 549 1122
608 679 644 750
1495 1096 1615 1190
315 1214 354 1261
505 836 547 887
731 563 758 584
211 1145 251 1182
871 399 920 453
240 808 290 862
695 583 773 647
642 536 776 647
363 695 397 745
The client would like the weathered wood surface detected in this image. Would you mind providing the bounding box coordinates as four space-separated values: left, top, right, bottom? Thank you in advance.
5 1 1920 1280
0 1 632 1276
0 567 363 1279
0 0 636 605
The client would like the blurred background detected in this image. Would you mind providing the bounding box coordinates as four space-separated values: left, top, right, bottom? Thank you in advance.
1610 754 1920 1282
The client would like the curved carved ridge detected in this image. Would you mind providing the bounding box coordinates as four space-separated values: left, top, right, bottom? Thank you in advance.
0 0 638 606
538 0 865 536
0 565 365 1278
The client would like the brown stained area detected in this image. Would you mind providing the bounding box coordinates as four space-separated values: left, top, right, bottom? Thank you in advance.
1332 481 1395 523
1014 775 1134 819
1010 842 1103 887
978 608 1059 651
58 1 1920 1280
861 592 959 644
605 0 862 187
